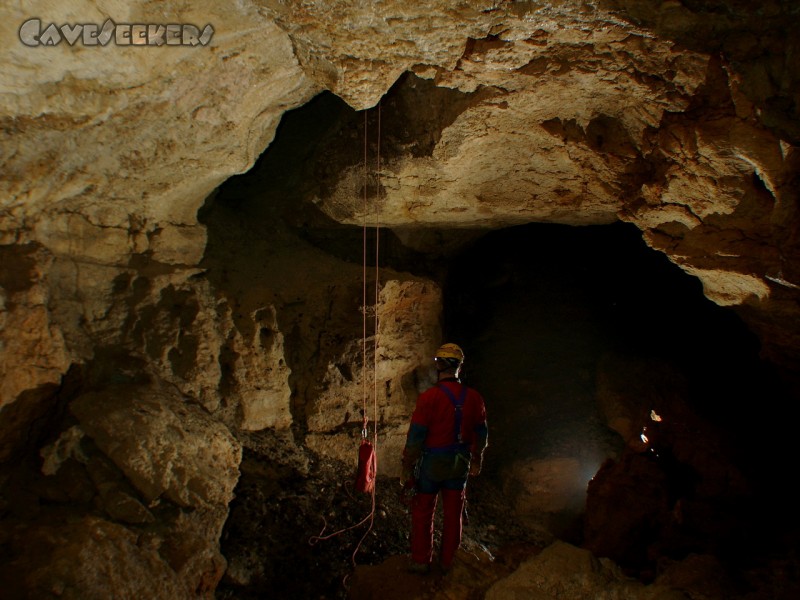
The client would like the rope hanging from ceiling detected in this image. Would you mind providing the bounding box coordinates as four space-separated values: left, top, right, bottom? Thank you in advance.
356 102 381 495
308 101 383 573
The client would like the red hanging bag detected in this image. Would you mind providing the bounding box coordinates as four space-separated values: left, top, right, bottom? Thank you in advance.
355 439 377 493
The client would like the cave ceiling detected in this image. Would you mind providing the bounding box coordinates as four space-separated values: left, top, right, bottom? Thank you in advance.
1 0 799 384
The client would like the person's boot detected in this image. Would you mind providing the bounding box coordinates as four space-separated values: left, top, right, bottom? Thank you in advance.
408 561 431 574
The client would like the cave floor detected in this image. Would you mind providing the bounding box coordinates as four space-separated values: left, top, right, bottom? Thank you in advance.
215 442 547 600
216 433 800 600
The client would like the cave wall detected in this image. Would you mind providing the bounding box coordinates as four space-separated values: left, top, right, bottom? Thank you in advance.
1 0 799 597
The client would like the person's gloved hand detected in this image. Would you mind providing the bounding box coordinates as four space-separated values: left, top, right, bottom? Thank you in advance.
400 465 415 490
401 450 420 490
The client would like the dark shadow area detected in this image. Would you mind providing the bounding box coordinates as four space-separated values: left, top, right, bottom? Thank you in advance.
595 0 800 143
445 220 788 429
443 220 800 578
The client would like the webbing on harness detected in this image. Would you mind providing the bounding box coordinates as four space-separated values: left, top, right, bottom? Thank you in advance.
426 383 469 453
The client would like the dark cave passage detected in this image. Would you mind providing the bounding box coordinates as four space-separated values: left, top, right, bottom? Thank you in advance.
442 220 800 567
445 220 769 461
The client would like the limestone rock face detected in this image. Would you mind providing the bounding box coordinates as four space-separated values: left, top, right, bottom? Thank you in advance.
70 385 241 508
32 253 292 433
313 25 710 230
0 516 191 600
1 382 241 599
305 277 442 476
0 244 69 414
258 0 499 110
485 540 726 600
1 0 303 434
297 9 800 373
0 1 318 259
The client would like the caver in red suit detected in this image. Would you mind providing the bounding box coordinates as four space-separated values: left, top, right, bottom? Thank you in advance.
401 343 488 573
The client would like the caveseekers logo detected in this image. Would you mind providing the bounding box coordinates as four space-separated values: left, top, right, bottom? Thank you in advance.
19 18 214 47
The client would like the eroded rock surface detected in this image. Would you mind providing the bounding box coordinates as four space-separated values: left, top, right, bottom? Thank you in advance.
70 385 241 507
1 383 240 598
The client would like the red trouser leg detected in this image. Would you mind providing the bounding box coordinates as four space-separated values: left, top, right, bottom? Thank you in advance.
440 488 466 567
411 492 437 564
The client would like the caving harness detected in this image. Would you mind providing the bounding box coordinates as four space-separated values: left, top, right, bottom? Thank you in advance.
425 382 470 454
400 382 470 506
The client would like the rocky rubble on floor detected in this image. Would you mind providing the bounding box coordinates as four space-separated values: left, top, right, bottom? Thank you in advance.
215 435 545 599
218 432 800 600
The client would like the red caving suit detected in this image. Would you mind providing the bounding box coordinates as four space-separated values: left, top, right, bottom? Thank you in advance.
401 376 488 568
